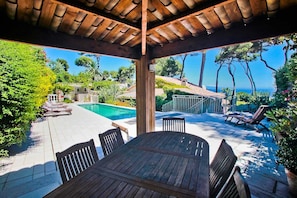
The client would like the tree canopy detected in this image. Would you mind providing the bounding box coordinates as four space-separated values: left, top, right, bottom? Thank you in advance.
155 57 182 77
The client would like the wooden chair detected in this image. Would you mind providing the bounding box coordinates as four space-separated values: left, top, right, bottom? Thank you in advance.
56 139 99 183
210 139 237 198
99 127 124 157
217 166 251 198
162 117 186 132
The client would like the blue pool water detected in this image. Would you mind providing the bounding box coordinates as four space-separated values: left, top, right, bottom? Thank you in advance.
79 103 136 120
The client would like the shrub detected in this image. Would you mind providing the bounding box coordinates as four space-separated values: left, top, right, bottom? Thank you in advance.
0 41 55 157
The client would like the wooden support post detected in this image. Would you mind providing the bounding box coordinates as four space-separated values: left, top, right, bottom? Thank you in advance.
136 55 155 135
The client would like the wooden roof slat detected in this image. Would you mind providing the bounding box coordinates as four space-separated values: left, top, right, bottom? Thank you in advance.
126 33 142 47
223 1 243 23
151 0 172 18
196 13 214 34
31 0 43 25
203 9 223 30
147 11 159 22
249 0 268 18
110 26 129 43
69 11 87 35
53 0 140 29
147 33 162 45
97 21 117 40
50 5 66 31
146 35 159 46
103 23 125 42
187 15 206 34
111 0 133 16
162 25 179 41
236 0 254 24
171 0 188 12
126 4 141 22
182 0 196 9
119 29 140 45
38 1 57 28
171 21 192 38
180 18 199 36
75 14 97 36
84 17 104 37
104 0 120 13
115 28 137 44
58 8 78 33
148 1 163 21
94 0 110 10
214 6 232 29
159 0 179 15
167 23 184 40
16 0 33 23
155 27 173 42
6 0 17 20
120 0 141 18
90 18 112 39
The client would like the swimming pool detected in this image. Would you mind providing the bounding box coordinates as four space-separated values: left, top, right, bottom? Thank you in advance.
79 103 136 120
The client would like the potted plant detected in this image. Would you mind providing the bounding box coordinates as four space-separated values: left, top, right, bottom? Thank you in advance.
265 53 297 196
267 102 297 196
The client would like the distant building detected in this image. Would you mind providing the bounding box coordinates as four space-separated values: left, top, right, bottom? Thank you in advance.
118 76 226 114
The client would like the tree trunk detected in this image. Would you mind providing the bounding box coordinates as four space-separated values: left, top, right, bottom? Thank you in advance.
228 63 236 106
216 64 223 92
199 50 206 87
259 42 277 72
242 61 256 95
179 54 187 80
284 39 290 65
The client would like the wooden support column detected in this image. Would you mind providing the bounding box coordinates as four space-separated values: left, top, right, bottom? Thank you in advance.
136 54 155 135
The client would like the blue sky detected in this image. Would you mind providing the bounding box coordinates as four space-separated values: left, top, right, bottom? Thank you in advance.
44 44 287 90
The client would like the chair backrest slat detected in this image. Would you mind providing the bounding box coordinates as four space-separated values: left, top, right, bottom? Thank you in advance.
162 117 186 132
210 139 237 198
56 139 99 183
217 166 251 198
99 127 124 156
251 105 270 123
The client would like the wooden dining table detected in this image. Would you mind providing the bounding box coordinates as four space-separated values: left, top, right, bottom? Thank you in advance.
44 131 210 198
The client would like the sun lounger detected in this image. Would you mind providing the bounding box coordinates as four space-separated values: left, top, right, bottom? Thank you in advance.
42 104 72 117
45 101 68 108
225 105 270 131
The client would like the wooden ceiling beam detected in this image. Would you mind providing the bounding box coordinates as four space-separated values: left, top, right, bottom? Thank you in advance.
52 0 141 30
0 15 140 59
142 0 148 55
150 7 297 59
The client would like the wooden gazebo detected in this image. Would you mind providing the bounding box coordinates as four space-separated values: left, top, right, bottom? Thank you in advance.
1 0 297 135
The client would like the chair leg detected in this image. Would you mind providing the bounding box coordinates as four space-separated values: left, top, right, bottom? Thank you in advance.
259 123 269 131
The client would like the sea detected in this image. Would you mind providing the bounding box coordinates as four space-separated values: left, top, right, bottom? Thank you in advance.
206 86 275 97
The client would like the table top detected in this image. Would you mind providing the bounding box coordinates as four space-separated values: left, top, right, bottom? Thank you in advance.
44 131 209 198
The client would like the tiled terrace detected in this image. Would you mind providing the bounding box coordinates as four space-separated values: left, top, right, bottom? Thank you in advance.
0 103 292 197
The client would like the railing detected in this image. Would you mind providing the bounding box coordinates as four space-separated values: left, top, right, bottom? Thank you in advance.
162 95 223 114
186 97 208 114
162 101 173 112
